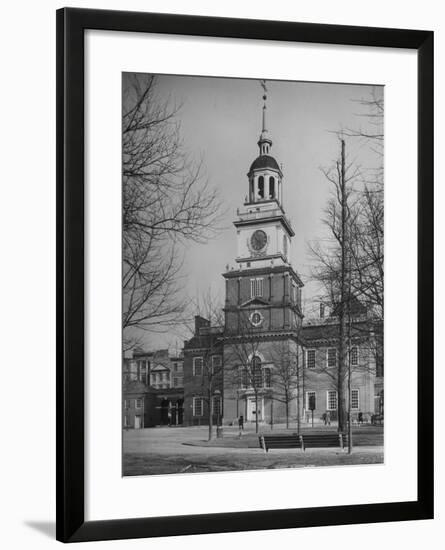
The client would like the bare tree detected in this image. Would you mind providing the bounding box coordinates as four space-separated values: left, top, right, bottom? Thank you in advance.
122 74 223 348
268 339 303 431
224 311 267 434
340 88 384 319
309 139 359 433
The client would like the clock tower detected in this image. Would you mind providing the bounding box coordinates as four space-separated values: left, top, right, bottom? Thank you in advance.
221 87 305 426
223 89 304 336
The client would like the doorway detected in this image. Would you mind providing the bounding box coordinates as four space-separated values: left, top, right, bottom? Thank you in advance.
246 396 263 422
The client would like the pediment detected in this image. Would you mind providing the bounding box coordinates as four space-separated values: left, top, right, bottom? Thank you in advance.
240 297 269 307
151 363 169 372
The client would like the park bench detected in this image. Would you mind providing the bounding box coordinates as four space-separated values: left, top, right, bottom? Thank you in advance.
300 433 347 451
259 433 348 452
259 434 303 452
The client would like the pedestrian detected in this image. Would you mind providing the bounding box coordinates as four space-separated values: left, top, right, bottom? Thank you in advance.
358 411 363 426
238 414 244 431
326 410 331 426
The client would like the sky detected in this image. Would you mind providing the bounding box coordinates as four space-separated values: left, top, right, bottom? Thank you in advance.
126 74 383 351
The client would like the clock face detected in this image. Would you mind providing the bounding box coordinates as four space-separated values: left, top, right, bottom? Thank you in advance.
251 230 267 251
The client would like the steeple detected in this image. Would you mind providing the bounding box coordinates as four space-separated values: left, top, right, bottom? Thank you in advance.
247 81 282 205
258 83 272 156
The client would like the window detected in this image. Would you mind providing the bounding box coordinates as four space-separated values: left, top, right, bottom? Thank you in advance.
135 398 142 409
173 362 178 372
327 390 338 410
193 357 203 376
193 397 203 417
351 389 359 410
263 367 271 388
239 366 248 389
124 399 130 409
306 391 316 410
269 176 275 198
258 176 264 199
212 395 222 416
252 356 263 387
173 377 183 387
124 415 129 427
250 278 264 298
212 355 222 371
327 348 337 368
350 346 359 366
306 349 316 369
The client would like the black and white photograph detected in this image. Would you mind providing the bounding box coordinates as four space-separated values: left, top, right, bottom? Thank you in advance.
122 73 384 476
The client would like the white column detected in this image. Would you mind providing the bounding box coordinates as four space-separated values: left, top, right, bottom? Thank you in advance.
265 176 270 200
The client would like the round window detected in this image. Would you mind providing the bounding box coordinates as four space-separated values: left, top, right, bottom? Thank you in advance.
250 311 263 327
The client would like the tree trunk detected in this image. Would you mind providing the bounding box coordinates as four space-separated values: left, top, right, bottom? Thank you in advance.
296 348 301 435
208 387 214 441
338 138 348 434
285 398 289 429
254 391 259 434
270 395 274 431
347 256 353 453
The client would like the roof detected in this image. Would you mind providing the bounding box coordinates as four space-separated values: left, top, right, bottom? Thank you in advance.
249 155 280 173
302 318 379 344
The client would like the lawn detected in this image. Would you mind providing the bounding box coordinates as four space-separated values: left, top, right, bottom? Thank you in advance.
123 447 383 476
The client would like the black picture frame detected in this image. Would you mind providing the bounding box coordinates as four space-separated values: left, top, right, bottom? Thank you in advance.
56 7 434 543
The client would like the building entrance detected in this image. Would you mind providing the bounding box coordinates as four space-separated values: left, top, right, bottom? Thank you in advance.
246 396 263 422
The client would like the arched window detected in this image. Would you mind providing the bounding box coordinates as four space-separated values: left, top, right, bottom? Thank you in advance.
257 176 264 199
264 368 271 388
269 176 275 198
250 179 254 202
252 355 263 387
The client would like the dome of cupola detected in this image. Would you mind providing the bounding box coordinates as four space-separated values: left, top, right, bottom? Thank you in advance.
249 154 281 174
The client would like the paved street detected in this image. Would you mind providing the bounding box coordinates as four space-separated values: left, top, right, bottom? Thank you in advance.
123 424 384 476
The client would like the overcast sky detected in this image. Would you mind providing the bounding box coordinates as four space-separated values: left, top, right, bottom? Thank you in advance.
127 74 383 351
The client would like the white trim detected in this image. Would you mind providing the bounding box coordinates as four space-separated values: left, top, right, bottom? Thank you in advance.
247 351 266 362
350 346 359 366
250 277 264 298
326 390 338 411
249 310 264 327
306 349 316 369
192 396 204 417
326 347 337 368
351 388 360 410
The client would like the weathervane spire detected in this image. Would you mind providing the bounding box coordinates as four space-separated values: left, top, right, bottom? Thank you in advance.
260 80 268 133
257 80 272 155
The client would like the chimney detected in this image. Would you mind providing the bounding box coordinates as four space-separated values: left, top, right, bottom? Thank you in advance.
194 315 210 335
